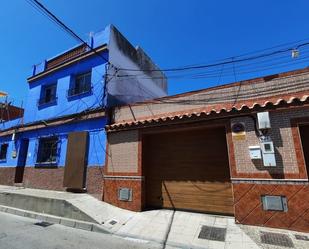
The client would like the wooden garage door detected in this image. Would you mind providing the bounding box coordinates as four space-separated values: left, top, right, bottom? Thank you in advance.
143 126 234 215
299 125 309 175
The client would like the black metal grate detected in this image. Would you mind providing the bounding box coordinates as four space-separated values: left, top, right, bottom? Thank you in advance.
198 225 226 242
295 234 309 241
34 221 54 227
109 220 117 225
260 232 294 248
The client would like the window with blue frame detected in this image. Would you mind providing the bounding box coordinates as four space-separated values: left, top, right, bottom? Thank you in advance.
38 83 57 106
68 71 92 97
36 137 58 165
0 143 8 161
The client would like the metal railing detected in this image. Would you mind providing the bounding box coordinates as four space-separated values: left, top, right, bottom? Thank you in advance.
37 96 57 106
67 84 92 97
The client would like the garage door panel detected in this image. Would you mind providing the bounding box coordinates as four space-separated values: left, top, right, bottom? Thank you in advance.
144 126 234 215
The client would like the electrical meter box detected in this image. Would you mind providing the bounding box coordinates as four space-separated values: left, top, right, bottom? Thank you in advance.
249 146 262 159
257 112 271 130
261 141 276 166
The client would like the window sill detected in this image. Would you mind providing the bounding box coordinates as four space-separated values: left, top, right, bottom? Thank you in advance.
37 99 58 109
67 89 92 100
0 159 7 163
35 162 58 168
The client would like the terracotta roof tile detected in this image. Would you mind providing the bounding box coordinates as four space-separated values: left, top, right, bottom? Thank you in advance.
106 94 309 131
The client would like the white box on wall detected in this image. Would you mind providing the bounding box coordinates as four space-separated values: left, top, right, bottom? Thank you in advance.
261 141 276 167
257 112 271 130
249 146 262 159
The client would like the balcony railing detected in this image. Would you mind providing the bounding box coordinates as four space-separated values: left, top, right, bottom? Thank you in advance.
46 44 87 70
67 84 92 97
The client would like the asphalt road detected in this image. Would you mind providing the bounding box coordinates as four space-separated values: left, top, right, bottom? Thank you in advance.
0 212 161 249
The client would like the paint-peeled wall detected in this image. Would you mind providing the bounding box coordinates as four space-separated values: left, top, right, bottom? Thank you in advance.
107 25 167 106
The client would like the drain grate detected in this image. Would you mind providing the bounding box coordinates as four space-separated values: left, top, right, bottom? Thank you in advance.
295 234 309 241
260 232 294 248
198 225 226 242
34 221 54 227
109 220 117 225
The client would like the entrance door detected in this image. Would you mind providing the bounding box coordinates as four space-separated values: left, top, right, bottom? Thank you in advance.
143 126 234 215
299 125 309 176
63 131 89 190
15 139 29 183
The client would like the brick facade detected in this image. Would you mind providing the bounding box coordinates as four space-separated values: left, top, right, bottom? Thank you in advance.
104 68 309 232
107 130 139 174
0 167 16 186
230 108 309 178
103 177 144 211
22 167 65 191
233 183 309 232
103 130 143 210
0 166 104 199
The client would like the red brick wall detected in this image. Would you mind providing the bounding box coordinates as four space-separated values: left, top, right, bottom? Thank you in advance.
23 167 65 191
86 167 104 199
229 108 309 179
0 166 104 199
103 177 144 211
0 167 16 186
106 102 309 233
233 183 309 232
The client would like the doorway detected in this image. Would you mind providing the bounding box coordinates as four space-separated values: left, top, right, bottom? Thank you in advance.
14 139 29 183
143 125 234 215
63 131 89 190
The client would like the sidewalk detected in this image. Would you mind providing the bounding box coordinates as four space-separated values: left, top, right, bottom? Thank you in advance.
0 185 308 249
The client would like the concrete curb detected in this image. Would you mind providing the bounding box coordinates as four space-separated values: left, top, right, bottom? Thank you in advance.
0 205 213 249
115 232 208 249
0 205 110 234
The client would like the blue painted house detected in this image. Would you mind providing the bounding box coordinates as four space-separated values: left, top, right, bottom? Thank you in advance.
0 25 167 198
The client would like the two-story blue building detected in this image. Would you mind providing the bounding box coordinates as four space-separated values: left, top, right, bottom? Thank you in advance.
0 25 167 199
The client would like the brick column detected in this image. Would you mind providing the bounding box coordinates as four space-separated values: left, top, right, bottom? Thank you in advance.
103 130 144 211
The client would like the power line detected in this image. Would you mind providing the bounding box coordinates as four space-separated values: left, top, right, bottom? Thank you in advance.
25 0 309 85
117 42 309 73
26 0 109 64
25 0 116 123
112 52 309 81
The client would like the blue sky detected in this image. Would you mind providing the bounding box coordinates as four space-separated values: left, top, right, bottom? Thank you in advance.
1 0 309 106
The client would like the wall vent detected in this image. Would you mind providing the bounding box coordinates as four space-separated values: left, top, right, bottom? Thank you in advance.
118 188 132 201
261 195 288 212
